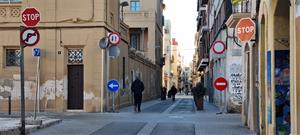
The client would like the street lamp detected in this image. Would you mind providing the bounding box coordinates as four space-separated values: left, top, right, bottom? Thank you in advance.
120 1 129 21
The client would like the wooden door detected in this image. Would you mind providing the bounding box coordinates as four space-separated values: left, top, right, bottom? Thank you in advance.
68 65 84 109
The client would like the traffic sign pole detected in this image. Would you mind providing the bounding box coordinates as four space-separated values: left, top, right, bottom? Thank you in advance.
106 49 110 112
20 26 26 135
100 49 104 112
112 92 115 112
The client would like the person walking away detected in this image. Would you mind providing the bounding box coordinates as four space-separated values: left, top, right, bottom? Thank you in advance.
169 85 177 101
131 77 144 112
191 82 206 110
161 87 167 100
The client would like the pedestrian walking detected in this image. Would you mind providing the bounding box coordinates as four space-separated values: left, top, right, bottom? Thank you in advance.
161 86 167 100
191 82 206 110
131 77 144 112
169 85 177 101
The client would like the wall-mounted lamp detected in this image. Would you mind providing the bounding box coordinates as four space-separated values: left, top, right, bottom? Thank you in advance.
120 1 129 21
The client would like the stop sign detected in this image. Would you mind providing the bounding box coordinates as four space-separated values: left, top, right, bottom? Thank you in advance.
235 18 255 42
21 8 40 27
214 77 228 91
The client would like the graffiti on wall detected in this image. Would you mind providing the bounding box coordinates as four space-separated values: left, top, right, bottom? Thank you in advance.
229 63 243 105
275 50 290 134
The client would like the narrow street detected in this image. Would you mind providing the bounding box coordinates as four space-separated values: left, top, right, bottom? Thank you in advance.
30 94 255 135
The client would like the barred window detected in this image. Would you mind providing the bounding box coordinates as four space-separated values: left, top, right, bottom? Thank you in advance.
68 49 83 64
130 34 140 50
6 48 20 67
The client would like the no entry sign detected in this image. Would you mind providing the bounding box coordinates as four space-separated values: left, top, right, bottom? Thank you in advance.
214 77 228 91
22 7 40 27
236 18 255 42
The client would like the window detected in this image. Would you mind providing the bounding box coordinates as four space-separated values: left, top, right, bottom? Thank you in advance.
0 0 21 3
130 1 140 11
68 49 83 64
130 34 140 50
6 48 20 67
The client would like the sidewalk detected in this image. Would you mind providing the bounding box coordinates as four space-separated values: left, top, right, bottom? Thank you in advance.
0 114 61 135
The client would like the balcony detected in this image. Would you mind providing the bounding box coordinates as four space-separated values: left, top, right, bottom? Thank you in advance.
197 58 209 71
225 1 252 28
0 4 21 23
123 11 153 21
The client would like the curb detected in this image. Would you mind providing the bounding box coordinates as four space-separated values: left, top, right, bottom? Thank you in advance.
27 119 62 134
0 119 62 135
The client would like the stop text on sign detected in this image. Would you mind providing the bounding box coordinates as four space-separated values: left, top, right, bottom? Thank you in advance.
236 26 255 35
21 7 41 27
235 17 256 42
22 14 40 22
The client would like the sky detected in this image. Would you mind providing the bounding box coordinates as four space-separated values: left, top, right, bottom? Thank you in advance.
164 0 198 66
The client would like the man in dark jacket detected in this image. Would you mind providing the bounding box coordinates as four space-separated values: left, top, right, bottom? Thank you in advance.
169 85 177 101
131 77 144 112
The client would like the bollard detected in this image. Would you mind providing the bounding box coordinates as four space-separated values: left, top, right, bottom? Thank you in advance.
8 96 11 115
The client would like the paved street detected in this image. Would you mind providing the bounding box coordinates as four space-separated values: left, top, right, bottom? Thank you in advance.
30 94 255 135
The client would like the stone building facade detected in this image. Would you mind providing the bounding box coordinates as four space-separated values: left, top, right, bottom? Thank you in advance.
0 0 162 113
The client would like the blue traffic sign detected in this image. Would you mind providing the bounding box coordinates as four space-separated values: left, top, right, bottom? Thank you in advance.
107 79 120 92
32 48 41 57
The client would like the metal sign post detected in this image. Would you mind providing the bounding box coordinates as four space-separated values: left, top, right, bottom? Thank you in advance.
107 80 120 112
20 7 41 135
106 49 110 111
99 32 120 113
20 26 26 135
32 48 41 120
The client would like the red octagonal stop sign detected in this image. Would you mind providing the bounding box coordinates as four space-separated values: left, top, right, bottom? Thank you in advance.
214 77 228 91
235 17 255 42
22 8 40 27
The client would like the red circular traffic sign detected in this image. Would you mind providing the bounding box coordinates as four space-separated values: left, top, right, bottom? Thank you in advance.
212 41 226 54
214 77 228 91
20 27 40 47
108 32 120 45
21 7 41 27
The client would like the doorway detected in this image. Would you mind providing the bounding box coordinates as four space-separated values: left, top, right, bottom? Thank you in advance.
273 1 290 134
67 65 84 110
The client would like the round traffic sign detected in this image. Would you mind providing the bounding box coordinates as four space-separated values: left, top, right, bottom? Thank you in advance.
21 7 41 27
108 32 120 45
235 17 255 42
212 41 226 54
214 77 228 91
107 79 120 92
99 37 109 49
109 46 120 58
20 27 40 47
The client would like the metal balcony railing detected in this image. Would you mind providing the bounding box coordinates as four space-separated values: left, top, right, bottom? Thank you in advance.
232 0 251 13
0 0 21 3
124 11 153 19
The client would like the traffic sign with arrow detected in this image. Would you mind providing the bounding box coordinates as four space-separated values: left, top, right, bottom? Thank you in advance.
107 79 120 92
20 27 40 47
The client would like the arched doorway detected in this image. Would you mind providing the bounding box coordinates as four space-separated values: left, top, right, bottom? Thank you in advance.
273 1 290 134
